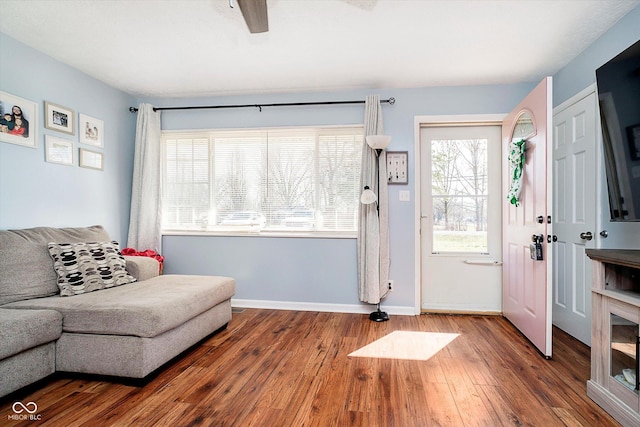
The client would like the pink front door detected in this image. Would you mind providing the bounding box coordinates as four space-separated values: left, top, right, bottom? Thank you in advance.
502 77 553 358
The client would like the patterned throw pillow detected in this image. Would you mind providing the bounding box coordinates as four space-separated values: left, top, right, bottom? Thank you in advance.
48 241 137 296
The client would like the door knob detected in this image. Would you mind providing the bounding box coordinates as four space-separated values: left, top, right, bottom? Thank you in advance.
580 231 593 241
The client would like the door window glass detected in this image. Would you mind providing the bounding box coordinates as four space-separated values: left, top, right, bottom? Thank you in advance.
431 138 488 253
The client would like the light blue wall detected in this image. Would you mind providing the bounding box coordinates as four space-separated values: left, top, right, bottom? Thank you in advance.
152 4 640 311
553 4 640 249
0 33 137 243
2 2 637 312
554 5 640 106
146 83 535 311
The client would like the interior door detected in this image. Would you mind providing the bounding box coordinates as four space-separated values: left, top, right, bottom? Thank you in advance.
502 77 553 358
552 90 597 345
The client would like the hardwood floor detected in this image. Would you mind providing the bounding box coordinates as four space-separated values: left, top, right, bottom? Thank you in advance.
1 309 619 426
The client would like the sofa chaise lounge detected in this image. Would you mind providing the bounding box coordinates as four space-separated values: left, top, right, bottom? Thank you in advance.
0 225 235 398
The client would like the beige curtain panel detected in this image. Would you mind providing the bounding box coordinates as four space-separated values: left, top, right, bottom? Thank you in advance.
357 95 390 304
127 103 162 252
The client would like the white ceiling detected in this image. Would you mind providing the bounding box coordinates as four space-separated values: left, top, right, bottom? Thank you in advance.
1 0 638 98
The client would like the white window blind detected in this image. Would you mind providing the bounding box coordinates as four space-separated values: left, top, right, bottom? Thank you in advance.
163 137 210 229
161 126 364 235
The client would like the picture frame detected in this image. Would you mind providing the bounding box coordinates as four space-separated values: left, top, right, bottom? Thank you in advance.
79 113 104 147
0 91 37 148
45 136 74 166
44 101 75 135
79 148 103 171
386 151 409 184
627 124 640 161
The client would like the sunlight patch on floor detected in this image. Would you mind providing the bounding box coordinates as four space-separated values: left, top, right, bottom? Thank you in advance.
348 330 460 361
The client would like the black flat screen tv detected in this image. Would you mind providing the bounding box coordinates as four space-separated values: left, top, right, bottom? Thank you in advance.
596 39 640 221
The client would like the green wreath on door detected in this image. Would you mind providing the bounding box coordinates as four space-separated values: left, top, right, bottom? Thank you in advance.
507 139 526 206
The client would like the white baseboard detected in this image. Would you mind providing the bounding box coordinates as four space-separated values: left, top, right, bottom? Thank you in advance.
421 303 501 315
421 308 502 316
231 298 416 316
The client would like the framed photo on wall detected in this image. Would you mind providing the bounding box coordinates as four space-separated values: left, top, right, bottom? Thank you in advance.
45 101 75 135
79 148 103 171
45 135 74 166
79 113 104 148
0 91 37 148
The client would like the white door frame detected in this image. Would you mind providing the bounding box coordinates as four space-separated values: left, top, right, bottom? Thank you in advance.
414 114 507 315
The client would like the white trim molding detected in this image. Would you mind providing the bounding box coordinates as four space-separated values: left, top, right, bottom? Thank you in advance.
231 299 416 316
553 83 596 115
413 114 507 316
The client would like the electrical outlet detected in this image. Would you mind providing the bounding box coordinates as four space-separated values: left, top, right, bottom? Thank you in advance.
388 280 393 291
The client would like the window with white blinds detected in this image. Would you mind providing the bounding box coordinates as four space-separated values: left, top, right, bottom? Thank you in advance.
161 126 364 235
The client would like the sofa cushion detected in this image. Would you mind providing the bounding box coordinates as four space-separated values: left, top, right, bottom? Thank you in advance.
0 308 63 360
48 241 136 296
3 274 236 338
0 225 111 305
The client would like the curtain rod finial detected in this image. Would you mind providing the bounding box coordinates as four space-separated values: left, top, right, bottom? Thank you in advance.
129 107 138 113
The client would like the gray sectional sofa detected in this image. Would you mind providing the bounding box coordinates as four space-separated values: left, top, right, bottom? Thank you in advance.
0 225 235 398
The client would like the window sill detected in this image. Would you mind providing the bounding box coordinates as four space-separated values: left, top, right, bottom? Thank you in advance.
161 230 356 240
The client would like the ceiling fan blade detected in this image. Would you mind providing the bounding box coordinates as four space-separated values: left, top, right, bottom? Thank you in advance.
237 0 269 33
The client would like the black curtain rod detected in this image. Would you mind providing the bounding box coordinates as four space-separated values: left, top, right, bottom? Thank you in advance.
129 97 395 113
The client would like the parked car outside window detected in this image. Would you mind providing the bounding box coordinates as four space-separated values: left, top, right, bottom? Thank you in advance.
219 211 266 230
281 209 315 229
